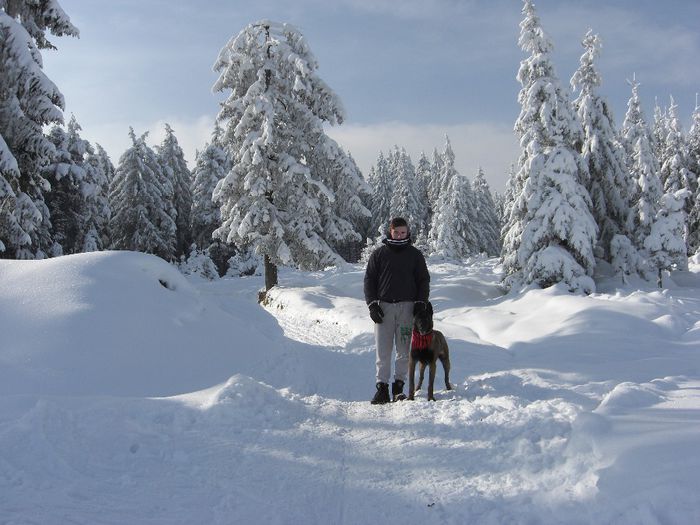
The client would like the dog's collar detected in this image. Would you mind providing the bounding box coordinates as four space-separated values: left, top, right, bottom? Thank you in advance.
411 329 433 350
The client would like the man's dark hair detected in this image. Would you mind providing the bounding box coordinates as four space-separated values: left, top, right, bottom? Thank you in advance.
389 217 408 230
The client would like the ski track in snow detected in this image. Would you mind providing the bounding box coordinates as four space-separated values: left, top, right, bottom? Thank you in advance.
2 254 700 523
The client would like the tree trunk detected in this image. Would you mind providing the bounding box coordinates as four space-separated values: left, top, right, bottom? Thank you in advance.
258 254 278 304
264 254 278 291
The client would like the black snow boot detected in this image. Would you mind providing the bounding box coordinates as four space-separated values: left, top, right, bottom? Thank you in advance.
371 382 390 405
392 380 406 402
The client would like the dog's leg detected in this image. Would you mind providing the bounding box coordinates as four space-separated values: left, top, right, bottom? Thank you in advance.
407 355 416 400
439 352 452 390
428 360 437 401
416 362 426 391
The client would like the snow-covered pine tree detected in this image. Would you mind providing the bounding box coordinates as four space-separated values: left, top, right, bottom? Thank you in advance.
43 121 82 255
431 173 478 259
368 151 392 236
347 152 374 245
189 125 237 276
473 167 502 256
365 165 379 233
308 135 371 262
660 97 694 204
500 163 518 231
190 131 228 251
147 134 177 260
179 245 219 281
0 0 78 258
493 189 506 227
502 0 597 293
652 100 668 167
621 77 663 273
389 147 421 234
645 188 691 283
571 30 631 262
621 75 647 168
93 144 115 183
687 98 700 254
82 140 111 252
414 151 432 244
437 135 458 201
43 115 108 254
212 21 347 291
427 146 443 212
109 128 176 260
427 137 466 253
157 124 192 258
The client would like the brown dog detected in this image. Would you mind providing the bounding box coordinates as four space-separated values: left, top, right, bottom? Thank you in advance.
407 302 451 401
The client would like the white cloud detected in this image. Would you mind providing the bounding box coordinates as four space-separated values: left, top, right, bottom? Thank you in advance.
326 121 519 192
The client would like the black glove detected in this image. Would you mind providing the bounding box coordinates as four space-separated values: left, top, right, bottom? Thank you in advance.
413 301 426 315
369 302 384 324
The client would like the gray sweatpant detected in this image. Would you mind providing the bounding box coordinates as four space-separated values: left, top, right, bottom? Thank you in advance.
375 301 414 384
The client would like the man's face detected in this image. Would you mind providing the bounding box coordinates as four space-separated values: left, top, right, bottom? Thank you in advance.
390 226 409 240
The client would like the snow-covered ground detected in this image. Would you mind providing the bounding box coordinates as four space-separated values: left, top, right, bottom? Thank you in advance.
1 251 699 524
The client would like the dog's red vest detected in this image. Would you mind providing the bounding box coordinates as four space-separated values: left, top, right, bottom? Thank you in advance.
411 330 433 350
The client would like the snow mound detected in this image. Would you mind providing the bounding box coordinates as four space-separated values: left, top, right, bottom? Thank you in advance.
2 256 700 523
0 251 264 397
595 382 667 415
173 374 309 429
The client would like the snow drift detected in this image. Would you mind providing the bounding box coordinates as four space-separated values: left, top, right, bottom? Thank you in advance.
1 251 699 524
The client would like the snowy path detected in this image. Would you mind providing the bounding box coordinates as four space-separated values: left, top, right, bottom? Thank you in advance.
1 253 700 524
0 378 598 524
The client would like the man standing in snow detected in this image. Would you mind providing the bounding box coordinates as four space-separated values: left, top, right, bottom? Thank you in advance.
364 217 430 404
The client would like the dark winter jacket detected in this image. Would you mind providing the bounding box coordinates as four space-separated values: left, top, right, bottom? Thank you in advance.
363 239 430 304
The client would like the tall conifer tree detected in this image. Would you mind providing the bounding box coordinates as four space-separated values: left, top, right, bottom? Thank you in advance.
389 147 421 233
502 0 597 293
157 124 192 258
109 129 176 260
309 136 371 261
212 21 351 291
43 115 108 254
473 168 502 256
660 97 694 199
621 77 663 274
571 30 630 261
414 151 432 242
190 128 228 251
0 0 78 258
431 174 477 258
686 99 700 254
368 151 392 236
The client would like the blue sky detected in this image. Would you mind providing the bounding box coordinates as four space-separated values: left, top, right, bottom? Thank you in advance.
43 0 700 191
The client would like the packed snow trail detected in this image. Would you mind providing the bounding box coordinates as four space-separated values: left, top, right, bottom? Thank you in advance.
0 378 598 524
1 252 700 524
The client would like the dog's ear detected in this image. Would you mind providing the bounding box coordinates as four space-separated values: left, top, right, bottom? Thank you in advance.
428 302 433 315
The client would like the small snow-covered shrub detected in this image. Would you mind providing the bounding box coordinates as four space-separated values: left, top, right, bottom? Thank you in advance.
226 249 262 277
610 235 643 283
179 246 219 280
